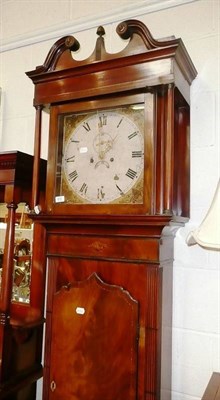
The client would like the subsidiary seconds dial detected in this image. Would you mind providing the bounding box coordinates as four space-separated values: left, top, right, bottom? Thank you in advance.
62 108 144 204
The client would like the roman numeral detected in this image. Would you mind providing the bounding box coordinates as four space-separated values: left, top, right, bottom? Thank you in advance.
126 168 137 180
68 170 78 182
117 118 123 128
83 122 91 132
65 155 75 162
132 151 142 158
128 131 138 140
80 182 88 194
98 114 107 127
97 186 105 200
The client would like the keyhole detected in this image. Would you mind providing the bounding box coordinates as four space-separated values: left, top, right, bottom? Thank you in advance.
50 380 56 392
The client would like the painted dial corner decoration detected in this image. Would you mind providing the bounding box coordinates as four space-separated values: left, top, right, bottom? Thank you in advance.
55 104 145 205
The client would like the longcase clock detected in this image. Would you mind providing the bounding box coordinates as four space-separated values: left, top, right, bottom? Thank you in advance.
27 20 197 400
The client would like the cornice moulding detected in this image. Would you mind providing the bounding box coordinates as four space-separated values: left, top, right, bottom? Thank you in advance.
0 0 199 53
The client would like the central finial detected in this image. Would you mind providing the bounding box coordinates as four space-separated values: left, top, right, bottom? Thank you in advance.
96 26 105 37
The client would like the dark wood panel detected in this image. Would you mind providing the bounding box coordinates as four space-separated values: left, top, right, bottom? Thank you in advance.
0 152 46 399
47 234 159 261
44 256 163 399
48 273 138 400
0 170 15 184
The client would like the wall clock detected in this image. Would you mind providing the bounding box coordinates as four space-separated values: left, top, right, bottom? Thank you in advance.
27 20 197 400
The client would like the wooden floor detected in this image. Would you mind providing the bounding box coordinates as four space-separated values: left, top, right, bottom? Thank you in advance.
202 372 220 400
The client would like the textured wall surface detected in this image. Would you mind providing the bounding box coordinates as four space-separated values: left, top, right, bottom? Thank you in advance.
0 1 219 399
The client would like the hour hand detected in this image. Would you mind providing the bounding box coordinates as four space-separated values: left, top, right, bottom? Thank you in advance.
116 184 124 195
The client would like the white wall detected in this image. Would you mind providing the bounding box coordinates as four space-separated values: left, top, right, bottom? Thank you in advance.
0 1 219 399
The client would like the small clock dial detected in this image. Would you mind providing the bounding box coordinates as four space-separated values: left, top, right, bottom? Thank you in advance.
59 106 144 204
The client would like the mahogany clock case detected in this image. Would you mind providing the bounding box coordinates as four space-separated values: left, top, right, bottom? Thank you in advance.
46 87 190 218
26 19 197 400
27 19 197 219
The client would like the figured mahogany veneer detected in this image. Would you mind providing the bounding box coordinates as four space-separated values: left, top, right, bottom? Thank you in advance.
48 273 138 400
34 215 177 400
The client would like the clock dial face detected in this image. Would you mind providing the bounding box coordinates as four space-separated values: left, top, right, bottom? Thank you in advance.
56 105 144 204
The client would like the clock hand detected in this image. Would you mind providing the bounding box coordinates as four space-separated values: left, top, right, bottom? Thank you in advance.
116 184 124 195
102 135 118 154
112 134 119 143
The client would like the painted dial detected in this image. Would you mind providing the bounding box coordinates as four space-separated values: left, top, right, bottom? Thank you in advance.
62 109 144 204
